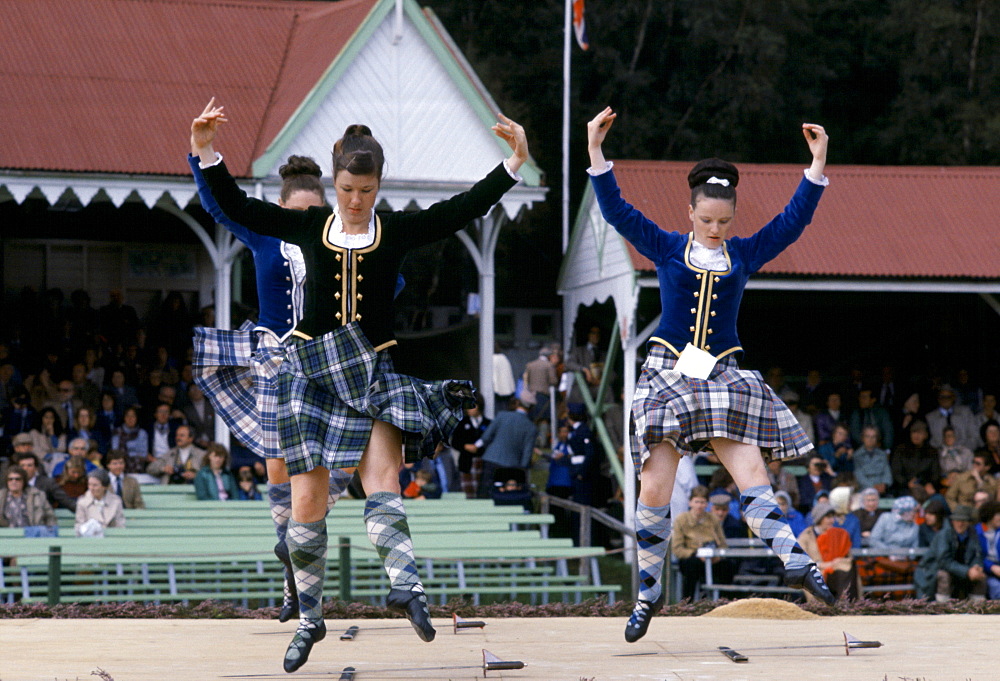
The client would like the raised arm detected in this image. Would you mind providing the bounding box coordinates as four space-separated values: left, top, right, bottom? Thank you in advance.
187 155 259 249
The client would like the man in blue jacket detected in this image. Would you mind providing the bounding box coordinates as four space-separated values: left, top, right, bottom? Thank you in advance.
476 395 537 498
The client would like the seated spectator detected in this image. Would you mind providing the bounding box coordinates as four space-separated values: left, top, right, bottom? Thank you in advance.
147 425 205 485
0 465 57 529
975 501 1000 600
946 453 997 511
74 469 125 536
975 420 1000 475
709 492 746 540
819 424 854 474
919 498 948 548
766 459 800 508
94 391 120 453
926 385 979 450
848 388 894 451
105 450 145 509
403 469 442 501
194 443 237 501
145 402 179 461
939 426 974 484
50 439 97 478
796 455 834 513
672 486 732 601
852 488 885 539
797 501 858 600
235 466 263 501
814 392 843 445
853 426 893 495
4 390 35 443
182 382 215 448
111 406 149 472
914 504 986 602
66 407 98 453
775 490 808 538
57 455 89 501
28 406 67 466
829 486 862 549
70 362 100 412
869 496 920 551
891 421 940 498
106 369 139 412
44 379 82 431
15 451 76 512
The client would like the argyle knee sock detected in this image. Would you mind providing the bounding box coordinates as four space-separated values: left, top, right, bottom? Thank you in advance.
268 482 295 602
328 469 353 513
364 491 423 592
740 484 809 569
635 501 672 603
286 517 328 621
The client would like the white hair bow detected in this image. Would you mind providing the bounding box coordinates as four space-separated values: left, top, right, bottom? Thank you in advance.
706 176 730 187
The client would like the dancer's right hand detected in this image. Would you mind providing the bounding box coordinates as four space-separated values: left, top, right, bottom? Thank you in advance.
587 107 617 150
191 97 228 157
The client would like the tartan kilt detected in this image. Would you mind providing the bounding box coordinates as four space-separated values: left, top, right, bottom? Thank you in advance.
192 322 283 459
279 324 471 476
630 344 813 473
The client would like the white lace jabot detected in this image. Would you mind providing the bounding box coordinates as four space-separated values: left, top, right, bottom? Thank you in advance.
689 239 729 272
327 206 375 249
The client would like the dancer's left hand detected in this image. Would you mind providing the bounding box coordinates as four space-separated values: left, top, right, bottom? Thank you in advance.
493 114 529 173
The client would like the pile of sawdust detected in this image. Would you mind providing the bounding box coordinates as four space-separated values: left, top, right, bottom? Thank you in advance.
700 598 821 620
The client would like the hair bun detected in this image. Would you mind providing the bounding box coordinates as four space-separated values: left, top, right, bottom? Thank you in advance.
688 158 739 190
344 124 373 138
278 155 322 180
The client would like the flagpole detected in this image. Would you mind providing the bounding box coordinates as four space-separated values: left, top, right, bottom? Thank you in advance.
562 0 571 254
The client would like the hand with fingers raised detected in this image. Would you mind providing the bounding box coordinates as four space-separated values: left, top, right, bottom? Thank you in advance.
491 113 529 173
191 97 229 163
586 107 617 171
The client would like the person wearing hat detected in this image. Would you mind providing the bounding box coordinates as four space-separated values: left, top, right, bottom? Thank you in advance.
914 504 986 601
926 385 979 451
74 468 125 536
709 492 746 540
672 486 732 600
796 501 858 600
774 490 809 538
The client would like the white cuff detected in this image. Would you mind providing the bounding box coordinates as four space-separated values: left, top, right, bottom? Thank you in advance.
587 161 614 176
804 168 829 186
474 439 485 449
502 159 523 182
199 152 224 169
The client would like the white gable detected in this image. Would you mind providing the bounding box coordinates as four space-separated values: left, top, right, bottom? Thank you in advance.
262 11 504 184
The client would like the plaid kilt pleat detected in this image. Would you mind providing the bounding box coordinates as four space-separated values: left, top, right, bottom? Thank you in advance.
280 324 471 476
192 322 282 459
630 344 813 473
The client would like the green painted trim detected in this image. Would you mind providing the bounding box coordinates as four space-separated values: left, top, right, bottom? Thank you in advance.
252 0 395 176
556 180 595 288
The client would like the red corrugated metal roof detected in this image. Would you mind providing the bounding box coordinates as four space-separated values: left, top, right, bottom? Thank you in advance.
0 0 377 177
613 160 1000 280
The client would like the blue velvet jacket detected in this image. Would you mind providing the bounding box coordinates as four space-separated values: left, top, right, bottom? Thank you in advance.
590 169 825 359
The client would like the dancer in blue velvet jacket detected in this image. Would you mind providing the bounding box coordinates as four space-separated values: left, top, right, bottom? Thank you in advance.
586 107 836 642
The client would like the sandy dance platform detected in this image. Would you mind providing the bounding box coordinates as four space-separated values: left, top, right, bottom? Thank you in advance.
1 612 992 680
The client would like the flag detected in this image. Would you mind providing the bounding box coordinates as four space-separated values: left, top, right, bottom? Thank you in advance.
572 0 589 50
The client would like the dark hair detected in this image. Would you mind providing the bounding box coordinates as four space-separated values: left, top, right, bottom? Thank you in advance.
106 449 127 463
980 419 999 444
688 158 738 207
979 500 1000 524
278 155 325 204
6 466 27 483
37 406 64 436
204 442 230 469
332 124 385 181
15 452 40 468
689 485 710 501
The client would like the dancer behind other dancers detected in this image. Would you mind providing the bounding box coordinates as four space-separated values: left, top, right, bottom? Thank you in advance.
585 106 835 643
192 99 531 672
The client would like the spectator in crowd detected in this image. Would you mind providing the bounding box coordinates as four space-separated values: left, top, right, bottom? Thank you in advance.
767 459 800 508
106 369 139 412
181 382 215 448
4 390 36 442
476 395 537 498
797 455 834 513
546 423 574 502
783 392 815 445
975 420 1000 475
523 346 559 422
849 388 894 451
105 450 144 510
765 366 797 403
492 344 516 410
94 392 120 452
829 486 862 549
915 504 986 602
70 362 100 412
236 465 263 501
145 402 178 461
67 407 98 451
869 496 920 551
0 363 22 413
111 406 149 472
28 406 67 466
946 452 997 511
975 501 1000 600
82 347 105 394
852 425 893 494
896 392 922 451
44 379 82 431
875 365 901 417
975 393 997 444
51 439 96 478
919 498 948 548
98 289 139 350
710 492 746 539
0 465 57 529
403 469 441 501
74 469 125 536
797 501 858 600
853 487 885 539
147 424 205 485
563 325 604 408
954 369 982 413
15 451 77 511
926 385 978 450
842 366 865 414
799 368 828 415
818 423 854 474
451 394 490 499
814 392 844 445
939 425 974 483
58 455 89 500
672 486 732 601
24 367 57 412
775 490 809 538
194 443 238 501
891 421 941 498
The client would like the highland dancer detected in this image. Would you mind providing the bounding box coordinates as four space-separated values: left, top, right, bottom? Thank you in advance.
585 107 837 643
192 99 531 672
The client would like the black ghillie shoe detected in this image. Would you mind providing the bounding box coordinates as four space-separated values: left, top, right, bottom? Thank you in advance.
274 541 300 623
283 619 326 673
784 563 836 605
387 587 436 642
624 592 666 643
445 382 479 410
